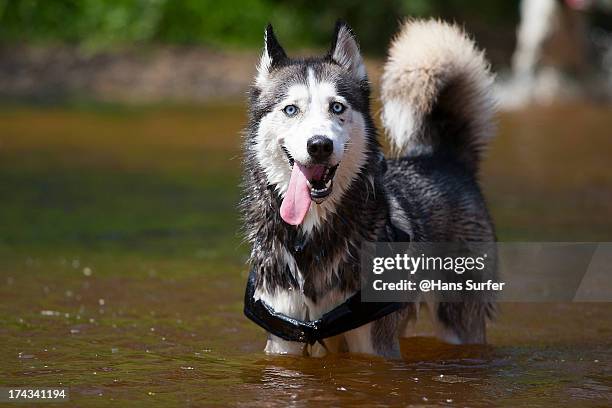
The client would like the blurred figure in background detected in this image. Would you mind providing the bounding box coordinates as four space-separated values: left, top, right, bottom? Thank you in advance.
499 0 612 108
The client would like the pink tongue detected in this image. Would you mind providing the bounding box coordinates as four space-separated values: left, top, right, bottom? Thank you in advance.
280 163 324 225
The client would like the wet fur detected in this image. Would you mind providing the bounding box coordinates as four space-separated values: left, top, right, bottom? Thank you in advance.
241 20 496 358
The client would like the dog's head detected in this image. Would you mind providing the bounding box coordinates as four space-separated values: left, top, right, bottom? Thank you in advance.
249 22 371 229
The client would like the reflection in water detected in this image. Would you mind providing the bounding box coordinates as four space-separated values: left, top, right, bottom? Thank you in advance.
238 343 501 407
0 104 611 406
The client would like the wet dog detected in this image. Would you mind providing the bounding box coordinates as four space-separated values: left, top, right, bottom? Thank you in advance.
241 19 496 358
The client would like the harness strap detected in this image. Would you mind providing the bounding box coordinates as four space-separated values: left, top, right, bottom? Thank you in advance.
243 268 405 345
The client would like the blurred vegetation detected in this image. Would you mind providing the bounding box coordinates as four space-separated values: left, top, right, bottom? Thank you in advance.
0 0 518 53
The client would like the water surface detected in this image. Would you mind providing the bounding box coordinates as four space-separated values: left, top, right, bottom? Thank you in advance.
0 104 611 406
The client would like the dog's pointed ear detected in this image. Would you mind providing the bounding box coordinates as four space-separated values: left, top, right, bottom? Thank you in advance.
328 21 366 80
256 24 287 86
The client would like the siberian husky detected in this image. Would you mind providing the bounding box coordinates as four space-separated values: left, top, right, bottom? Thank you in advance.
240 19 497 358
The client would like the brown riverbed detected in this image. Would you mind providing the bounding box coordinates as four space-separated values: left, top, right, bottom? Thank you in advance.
0 103 611 406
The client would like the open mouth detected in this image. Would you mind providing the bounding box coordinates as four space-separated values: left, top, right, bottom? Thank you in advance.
281 146 338 203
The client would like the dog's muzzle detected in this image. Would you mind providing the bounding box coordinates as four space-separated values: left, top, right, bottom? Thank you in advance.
281 145 339 203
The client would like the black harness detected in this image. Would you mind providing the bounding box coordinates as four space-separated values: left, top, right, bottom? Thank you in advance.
243 267 405 345
244 177 408 345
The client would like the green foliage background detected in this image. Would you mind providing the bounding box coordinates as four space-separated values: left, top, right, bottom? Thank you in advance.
0 0 518 53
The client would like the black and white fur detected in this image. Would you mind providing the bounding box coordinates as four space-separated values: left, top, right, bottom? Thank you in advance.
241 19 496 358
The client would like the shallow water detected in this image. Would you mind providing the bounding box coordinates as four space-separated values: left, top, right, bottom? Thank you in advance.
0 104 611 406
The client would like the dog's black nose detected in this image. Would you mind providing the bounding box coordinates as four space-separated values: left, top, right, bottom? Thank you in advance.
307 135 333 162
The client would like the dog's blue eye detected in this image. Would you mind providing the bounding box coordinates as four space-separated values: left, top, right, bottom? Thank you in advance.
331 102 346 114
283 105 298 116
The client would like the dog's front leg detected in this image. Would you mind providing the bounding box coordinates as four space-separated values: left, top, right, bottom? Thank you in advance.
255 288 308 355
308 292 399 358
345 313 402 359
343 323 376 355
265 333 305 355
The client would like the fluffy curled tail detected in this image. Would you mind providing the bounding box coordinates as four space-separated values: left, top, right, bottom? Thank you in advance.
381 19 496 173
